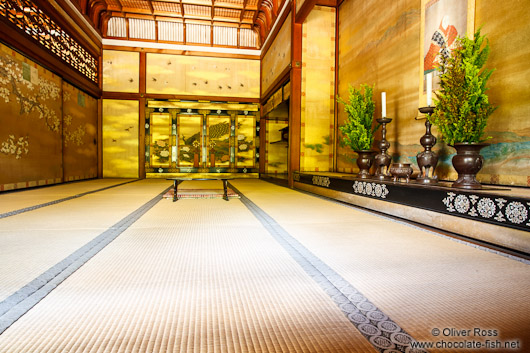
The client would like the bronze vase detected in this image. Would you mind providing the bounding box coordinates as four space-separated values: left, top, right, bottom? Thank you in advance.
355 150 375 179
451 143 489 189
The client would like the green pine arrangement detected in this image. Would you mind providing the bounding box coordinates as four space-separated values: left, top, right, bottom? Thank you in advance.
337 84 379 151
429 28 496 146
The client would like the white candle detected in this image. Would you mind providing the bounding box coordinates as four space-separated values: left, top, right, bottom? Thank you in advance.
426 73 432 106
381 92 386 118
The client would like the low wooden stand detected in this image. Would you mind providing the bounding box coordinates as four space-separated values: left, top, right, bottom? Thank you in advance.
167 178 233 202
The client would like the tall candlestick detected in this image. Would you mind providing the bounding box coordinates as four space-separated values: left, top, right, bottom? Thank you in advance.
426 73 432 106
381 92 386 117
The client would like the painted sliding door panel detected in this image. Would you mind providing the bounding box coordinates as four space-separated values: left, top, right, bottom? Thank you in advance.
207 115 231 168
475 0 530 186
102 99 139 178
149 113 172 168
236 115 256 168
301 6 336 172
0 43 63 190
337 0 420 174
266 120 288 174
62 81 98 181
177 114 202 167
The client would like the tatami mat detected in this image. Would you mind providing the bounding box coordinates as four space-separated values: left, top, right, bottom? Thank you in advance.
0 179 135 214
0 178 528 353
0 184 375 353
230 179 530 351
0 179 169 301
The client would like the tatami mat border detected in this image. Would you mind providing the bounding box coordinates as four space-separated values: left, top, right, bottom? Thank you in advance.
0 180 140 219
0 186 171 334
229 183 429 353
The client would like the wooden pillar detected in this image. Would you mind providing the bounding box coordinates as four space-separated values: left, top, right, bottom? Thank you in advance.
259 114 266 174
139 98 146 179
333 6 339 172
97 98 103 178
138 52 146 179
97 51 103 178
289 19 303 188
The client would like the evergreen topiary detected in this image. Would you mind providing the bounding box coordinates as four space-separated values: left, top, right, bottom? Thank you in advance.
429 28 496 145
337 84 379 151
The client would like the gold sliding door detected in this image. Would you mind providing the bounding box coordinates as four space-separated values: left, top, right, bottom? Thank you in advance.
236 115 256 168
177 114 202 168
145 102 258 176
149 113 172 168
206 115 231 168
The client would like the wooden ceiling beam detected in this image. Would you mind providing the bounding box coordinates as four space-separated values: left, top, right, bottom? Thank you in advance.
181 0 212 5
152 11 184 18
239 0 247 22
125 13 156 19
121 7 152 15
294 0 316 24
179 0 186 20
147 0 155 14
154 16 184 22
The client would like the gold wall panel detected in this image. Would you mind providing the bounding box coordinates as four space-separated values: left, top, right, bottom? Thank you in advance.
207 115 231 167
337 0 530 186
236 115 256 168
337 0 421 173
473 0 530 186
102 50 140 93
150 113 172 168
261 13 292 96
62 81 98 181
0 43 63 190
301 6 335 172
177 114 202 167
146 54 260 98
102 100 139 178
266 120 288 174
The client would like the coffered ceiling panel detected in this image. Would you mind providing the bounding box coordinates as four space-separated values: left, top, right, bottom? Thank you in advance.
72 0 286 48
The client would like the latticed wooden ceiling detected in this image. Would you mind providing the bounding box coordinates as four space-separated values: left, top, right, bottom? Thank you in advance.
72 0 283 49
104 0 259 24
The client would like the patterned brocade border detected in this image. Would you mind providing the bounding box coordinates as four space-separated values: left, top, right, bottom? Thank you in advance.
296 172 530 233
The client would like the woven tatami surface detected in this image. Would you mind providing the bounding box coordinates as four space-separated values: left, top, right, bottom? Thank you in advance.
0 179 374 353
0 179 135 214
230 179 530 351
0 179 168 301
0 178 528 352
